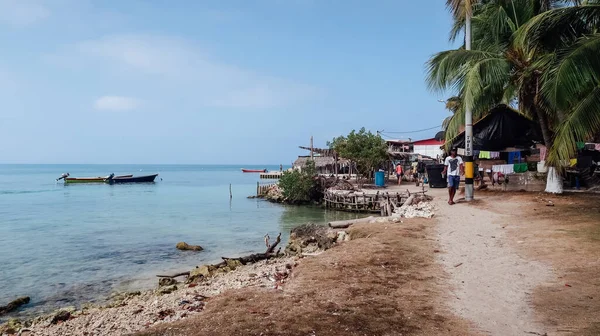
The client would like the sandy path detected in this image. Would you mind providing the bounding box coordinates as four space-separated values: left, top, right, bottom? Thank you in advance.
431 189 552 335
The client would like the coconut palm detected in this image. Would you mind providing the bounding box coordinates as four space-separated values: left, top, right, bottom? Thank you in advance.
427 0 599 193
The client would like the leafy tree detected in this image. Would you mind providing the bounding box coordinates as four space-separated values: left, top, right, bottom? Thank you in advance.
279 160 320 204
328 128 388 180
427 0 599 193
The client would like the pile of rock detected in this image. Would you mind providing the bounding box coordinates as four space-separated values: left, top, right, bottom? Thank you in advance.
285 223 348 256
393 201 435 219
264 184 284 202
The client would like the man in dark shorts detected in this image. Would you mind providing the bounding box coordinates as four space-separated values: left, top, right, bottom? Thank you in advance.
442 148 464 205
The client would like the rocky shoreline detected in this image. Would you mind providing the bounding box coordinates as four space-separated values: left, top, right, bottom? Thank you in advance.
0 224 347 336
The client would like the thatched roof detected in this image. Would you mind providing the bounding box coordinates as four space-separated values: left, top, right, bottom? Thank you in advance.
293 156 350 168
298 146 337 157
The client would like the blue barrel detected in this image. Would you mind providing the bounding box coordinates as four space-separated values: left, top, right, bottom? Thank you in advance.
375 171 385 187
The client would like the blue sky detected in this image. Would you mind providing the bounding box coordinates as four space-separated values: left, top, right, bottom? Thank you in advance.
0 0 456 164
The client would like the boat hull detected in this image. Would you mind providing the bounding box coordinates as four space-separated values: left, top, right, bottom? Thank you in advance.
241 169 267 173
109 174 158 183
65 175 133 184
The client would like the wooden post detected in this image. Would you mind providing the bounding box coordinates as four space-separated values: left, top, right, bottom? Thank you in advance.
256 181 259 196
229 184 232 198
310 136 314 160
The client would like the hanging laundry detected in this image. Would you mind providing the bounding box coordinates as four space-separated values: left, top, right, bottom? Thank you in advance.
595 143 600 151
473 150 480 157
492 164 514 175
458 148 465 155
570 158 577 167
576 142 585 150
490 151 501 159
508 152 522 164
513 163 528 173
479 151 491 159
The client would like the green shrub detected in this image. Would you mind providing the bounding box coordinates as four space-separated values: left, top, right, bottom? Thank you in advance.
279 160 320 204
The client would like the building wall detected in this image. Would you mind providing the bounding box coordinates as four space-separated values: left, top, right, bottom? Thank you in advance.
413 145 443 159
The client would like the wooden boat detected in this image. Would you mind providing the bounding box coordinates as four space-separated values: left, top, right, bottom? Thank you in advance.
106 174 158 184
64 175 133 184
241 169 267 173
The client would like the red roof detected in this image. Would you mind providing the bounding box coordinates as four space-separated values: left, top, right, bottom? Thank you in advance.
412 138 444 146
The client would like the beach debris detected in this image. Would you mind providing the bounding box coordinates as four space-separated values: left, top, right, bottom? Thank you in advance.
158 277 177 287
185 233 283 284
176 242 204 251
156 271 190 279
328 216 375 229
157 308 175 320
392 196 435 219
454 263 463 268
0 296 30 316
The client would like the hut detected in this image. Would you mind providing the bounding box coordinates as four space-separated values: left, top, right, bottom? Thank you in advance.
293 155 350 175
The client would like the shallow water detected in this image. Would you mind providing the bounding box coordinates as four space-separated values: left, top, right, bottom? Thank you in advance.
0 164 357 319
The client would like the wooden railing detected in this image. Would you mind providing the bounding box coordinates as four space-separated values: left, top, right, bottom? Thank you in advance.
323 190 410 216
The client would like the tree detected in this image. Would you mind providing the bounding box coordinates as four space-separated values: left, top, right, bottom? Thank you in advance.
427 0 599 193
328 128 388 181
279 160 320 204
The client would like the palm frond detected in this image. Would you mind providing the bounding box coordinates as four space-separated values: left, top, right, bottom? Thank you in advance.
514 4 600 52
541 34 600 111
548 85 600 165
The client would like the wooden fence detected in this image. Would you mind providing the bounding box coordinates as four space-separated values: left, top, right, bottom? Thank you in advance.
323 190 410 216
257 182 277 196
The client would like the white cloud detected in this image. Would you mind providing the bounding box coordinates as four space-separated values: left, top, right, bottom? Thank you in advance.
0 0 50 26
52 34 319 109
93 96 141 111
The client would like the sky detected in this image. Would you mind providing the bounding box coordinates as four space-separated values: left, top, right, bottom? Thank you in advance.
0 0 457 164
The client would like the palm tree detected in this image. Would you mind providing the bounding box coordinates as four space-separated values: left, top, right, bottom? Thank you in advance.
427 0 599 193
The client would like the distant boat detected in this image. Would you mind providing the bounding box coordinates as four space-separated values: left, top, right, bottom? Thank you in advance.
241 169 267 173
63 175 133 184
106 174 158 184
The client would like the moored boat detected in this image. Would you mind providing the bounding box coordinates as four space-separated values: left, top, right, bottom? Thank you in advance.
62 175 133 184
241 169 267 173
106 174 158 184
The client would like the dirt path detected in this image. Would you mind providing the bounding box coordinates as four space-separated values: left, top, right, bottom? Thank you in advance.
430 188 552 335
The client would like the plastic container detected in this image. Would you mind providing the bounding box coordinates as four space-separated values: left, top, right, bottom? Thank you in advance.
537 161 548 173
375 171 385 187
426 164 447 188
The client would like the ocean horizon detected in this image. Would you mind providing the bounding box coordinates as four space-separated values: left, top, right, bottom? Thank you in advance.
0 164 357 321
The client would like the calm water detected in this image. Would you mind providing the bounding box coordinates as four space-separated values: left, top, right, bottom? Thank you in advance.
0 164 357 319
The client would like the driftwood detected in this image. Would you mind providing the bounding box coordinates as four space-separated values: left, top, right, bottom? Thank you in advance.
156 271 191 278
0 296 30 315
218 233 282 266
157 233 282 280
402 195 416 208
328 216 375 229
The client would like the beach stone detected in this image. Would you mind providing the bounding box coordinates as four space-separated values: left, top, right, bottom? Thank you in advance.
0 318 22 334
0 296 30 315
187 265 216 283
176 242 203 251
225 259 242 270
157 285 178 295
50 309 71 324
158 277 177 287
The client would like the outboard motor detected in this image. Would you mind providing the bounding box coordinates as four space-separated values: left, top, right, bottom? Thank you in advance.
105 173 115 184
56 173 70 181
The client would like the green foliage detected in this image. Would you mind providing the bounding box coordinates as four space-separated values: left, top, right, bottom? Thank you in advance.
328 128 388 178
428 0 600 166
279 160 320 204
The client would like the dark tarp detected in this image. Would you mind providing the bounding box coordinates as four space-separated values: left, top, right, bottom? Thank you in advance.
449 104 543 151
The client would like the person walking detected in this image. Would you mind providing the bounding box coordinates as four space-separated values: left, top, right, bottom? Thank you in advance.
442 148 464 205
395 163 404 185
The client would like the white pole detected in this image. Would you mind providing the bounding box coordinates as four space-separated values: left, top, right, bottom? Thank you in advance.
464 7 474 201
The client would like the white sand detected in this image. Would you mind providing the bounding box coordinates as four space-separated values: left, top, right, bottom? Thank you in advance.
431 188 552 335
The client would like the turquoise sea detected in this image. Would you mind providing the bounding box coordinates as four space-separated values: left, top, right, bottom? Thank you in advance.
0 164 356 320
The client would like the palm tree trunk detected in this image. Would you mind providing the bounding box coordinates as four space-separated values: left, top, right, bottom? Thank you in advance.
532 105 563 193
